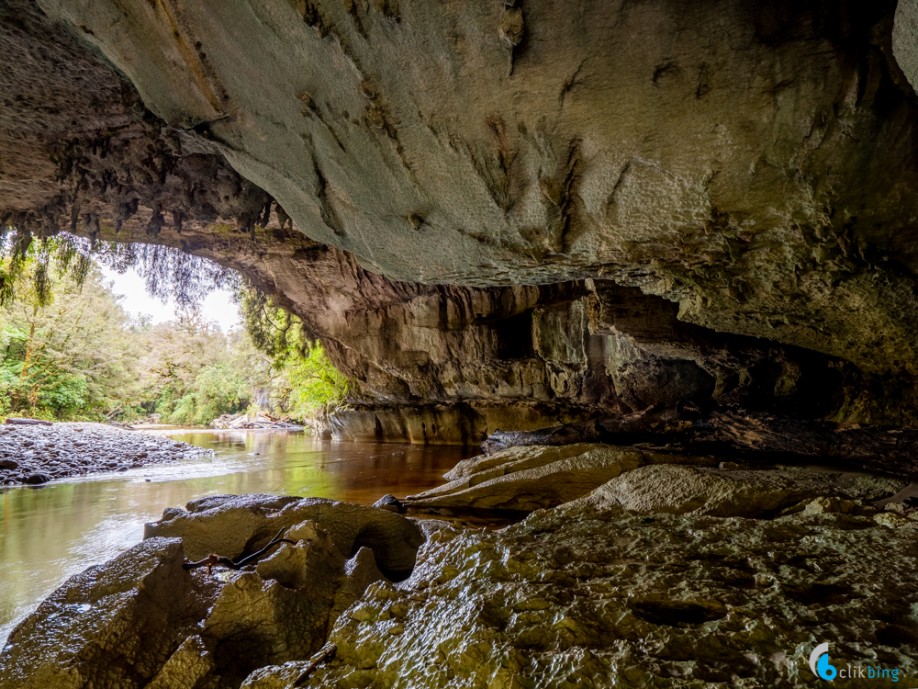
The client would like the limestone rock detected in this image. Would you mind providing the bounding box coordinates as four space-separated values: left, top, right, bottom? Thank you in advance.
202 568 334 683
146 635 215 689
255 526 341 590
894 0 918 94
442 443 606 482
293 504 918 688
3 0 918 434
1 497 427 689
241 661 313 689
0 537 207 689
404 444 716 513
573 464 908 517
333 546 387 622
145 494 425 579
29 0 918 383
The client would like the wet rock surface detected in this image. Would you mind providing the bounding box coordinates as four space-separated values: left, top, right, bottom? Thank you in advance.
0 537 208 689
145 494 425 579
0 496 425 689
0 422 212 486
296 500 918 688
3 454 916 688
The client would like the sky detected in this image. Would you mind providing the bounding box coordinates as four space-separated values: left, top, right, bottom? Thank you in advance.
99 265 242 332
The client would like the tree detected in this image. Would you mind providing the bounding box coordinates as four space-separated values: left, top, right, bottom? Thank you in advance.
0 231 350 425
237 285 348 419
0 256 141 419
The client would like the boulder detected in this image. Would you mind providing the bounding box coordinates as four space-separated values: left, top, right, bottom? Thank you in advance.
22 473 51 485
1 497 428 689
145 494 425 579
571 464 908 517
0 538 206 689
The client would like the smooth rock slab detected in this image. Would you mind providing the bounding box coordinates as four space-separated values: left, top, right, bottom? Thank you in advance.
403 444 717 513
573 464 908 518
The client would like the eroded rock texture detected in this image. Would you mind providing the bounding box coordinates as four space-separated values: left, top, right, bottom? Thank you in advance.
248 477 918 688
2 465 915 688
32 0 918 369
0 495 426 689
402 442 908 514
3 0 918 435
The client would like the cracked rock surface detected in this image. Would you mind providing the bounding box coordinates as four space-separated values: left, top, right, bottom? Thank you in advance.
292 498 918 689
0 496 425 689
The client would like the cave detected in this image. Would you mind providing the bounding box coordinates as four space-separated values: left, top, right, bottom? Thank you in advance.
1 0 917 687
3 0 918 440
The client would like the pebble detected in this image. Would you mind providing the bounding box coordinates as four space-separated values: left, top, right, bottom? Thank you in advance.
24 473 52 485
0 422 211 487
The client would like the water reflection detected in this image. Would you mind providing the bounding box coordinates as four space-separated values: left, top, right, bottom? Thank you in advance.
0 431 468 645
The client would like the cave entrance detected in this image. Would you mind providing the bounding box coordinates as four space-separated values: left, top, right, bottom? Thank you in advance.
0 231 348 429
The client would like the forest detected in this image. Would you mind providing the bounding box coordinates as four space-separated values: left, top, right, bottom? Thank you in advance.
0 234 348 425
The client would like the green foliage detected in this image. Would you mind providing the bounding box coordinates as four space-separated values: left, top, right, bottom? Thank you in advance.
1 230 95 307
279 344 349 418
96 240 235 309
0 229 350 426
161 361 251 426
130 310 250 425
0 227 232 311
0 253 140 420
236 283 348 418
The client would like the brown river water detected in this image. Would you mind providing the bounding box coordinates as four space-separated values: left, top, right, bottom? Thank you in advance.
0 430 469 645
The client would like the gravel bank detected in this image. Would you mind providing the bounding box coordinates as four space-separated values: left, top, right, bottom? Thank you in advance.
0 422 212 486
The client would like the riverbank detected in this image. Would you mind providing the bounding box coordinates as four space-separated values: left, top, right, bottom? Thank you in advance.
0 422 212 486
0 433 468 646
2 459 916 687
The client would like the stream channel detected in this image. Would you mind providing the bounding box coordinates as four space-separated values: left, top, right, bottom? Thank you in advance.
0 429 468 645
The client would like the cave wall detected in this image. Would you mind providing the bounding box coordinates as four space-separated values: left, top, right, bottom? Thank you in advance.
2 0 918 440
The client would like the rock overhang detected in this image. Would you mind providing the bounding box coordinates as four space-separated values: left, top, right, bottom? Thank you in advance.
2 0 918 430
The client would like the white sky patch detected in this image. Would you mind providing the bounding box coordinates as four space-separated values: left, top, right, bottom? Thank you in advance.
100 265 241 332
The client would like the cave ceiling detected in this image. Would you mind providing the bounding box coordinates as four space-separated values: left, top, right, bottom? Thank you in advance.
2 0 917 431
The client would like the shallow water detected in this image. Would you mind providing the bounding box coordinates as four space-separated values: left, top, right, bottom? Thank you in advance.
0 430 468 645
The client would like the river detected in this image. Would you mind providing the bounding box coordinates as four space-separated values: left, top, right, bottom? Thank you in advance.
0 430 468 645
